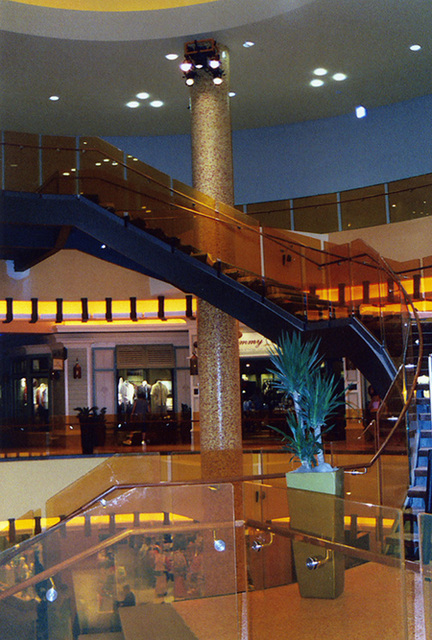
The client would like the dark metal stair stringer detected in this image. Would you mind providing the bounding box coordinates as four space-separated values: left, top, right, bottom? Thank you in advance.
0 191 397 395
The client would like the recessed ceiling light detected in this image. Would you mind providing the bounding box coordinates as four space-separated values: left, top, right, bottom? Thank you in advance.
150 100 164 108
136 92 149 100
126 101 140 108
310 79 324 87
332 73 347 81
355 105 367 119
409 44 422 51
49 95 60 101
243 41 255 48
313 68 327 76
228 91 236 97
165 53 179 61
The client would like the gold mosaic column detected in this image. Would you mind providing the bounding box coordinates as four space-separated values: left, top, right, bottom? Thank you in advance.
190 47 243 481
189 48 248 635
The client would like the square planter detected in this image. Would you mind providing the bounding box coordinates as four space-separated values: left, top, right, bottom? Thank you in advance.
286 468 345 598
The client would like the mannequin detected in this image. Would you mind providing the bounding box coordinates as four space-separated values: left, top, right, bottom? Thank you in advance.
141 380 151 401
118 379 135 415
35 382 49 424
150 380 168 414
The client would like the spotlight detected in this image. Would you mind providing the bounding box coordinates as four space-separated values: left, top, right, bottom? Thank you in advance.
209 57 221 69
185 70 197 86
211 68 223 85
180 60 193 73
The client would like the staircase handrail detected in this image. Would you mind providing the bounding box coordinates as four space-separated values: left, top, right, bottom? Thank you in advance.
339 255 423 482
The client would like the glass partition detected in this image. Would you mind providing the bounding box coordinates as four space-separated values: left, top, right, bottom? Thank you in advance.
0 483 239 640
244 483 407 640
46 453 161 518
340 183 387 230
419 512 432 640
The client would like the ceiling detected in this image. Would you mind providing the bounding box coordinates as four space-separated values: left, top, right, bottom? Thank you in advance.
1 0 432 137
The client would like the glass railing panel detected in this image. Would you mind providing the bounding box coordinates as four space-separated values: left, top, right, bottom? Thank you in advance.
125 153 171 189
40 135 78 194
79 136 125 176
170 179 217 259
3 131 40 192
259 451 298 483
422 258 432 308
301 240 332 321
126 156 174 235
333 455 381 504
347 238 383 321
46 453 161 518
320 241 353 318
292 192 339 233
369 364 409 509
0 483 239 640
261 228 307 317
340 183 387 230
217 200 262 275
389 174 432 223
419 513 432 640
246 200 292 229
165 452 202 482
245 484 407 639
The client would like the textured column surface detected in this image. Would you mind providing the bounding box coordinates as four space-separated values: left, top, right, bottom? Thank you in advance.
189 46 248 625
190 48 243 481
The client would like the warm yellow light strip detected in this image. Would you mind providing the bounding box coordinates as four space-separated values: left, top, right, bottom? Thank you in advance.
61 318 187 327
272 516 396 529
0 512 193 535
8 0 217 12
0 298 196 324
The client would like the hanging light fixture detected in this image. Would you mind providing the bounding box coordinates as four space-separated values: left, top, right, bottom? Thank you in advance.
180 38 225 86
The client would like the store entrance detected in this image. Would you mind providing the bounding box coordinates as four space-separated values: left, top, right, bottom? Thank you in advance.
117 368 175 446
11 356 51 428
241 357 287 439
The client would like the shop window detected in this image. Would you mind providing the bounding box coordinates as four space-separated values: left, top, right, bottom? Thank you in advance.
117 368 173 419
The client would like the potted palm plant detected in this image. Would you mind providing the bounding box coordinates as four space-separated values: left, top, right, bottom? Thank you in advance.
267 332 346 598
74 406 106 454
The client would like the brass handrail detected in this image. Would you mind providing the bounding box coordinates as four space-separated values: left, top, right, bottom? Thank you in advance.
246 518 419 572
340 257 423 483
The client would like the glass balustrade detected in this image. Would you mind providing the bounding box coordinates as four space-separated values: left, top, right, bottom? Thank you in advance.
0 478 412 640
45 453 161 519
0 483 239 640
244 483 408 640
419 512 432 640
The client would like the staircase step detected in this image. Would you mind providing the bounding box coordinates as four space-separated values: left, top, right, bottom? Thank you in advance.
418 447 432 457
415 466 428 477
407 485 427 499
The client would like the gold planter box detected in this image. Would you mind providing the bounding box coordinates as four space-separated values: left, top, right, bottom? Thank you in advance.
286 468 345 599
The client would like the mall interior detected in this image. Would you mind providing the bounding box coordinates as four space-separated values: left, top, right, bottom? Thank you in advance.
2 1 432 638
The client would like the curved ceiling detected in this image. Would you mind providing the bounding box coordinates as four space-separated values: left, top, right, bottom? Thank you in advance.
7 0 217 10
1 0 432 136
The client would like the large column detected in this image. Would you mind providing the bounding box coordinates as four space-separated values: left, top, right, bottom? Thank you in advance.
189 46 243 481
188 48 248 636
